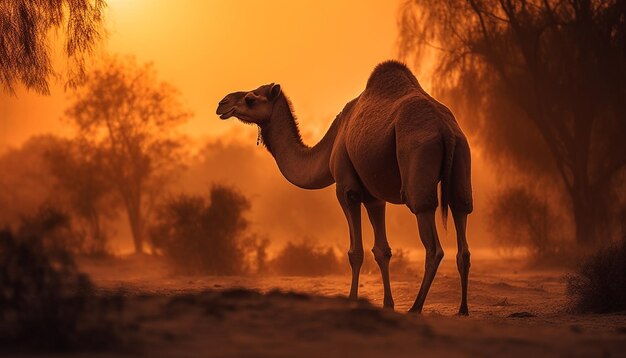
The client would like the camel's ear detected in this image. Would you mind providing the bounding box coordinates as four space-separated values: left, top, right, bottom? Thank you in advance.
268 83 281 101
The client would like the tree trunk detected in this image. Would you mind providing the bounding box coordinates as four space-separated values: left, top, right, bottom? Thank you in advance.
126 195 144 254
90 209 105 254
620 204 626 242
570 164 605 246
570 100 599 246
572 193 596 246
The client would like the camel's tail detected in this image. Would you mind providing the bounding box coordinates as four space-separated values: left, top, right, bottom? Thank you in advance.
440 131 456 230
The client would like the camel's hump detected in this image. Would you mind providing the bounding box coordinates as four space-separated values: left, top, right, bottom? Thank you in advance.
365 60 421 97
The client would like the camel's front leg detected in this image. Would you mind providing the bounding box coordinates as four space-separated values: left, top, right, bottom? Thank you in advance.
364 199 394 309
337 187 363 300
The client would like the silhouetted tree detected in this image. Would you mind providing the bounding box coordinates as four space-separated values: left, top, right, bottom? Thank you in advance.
0 0 107 94
0 135 117 254
149 186 250 274
45 140 118 254
398 0 626 245
0 135 64 226
65 56 190 253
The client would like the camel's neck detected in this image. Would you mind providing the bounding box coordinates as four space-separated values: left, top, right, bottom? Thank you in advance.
260 94 338 190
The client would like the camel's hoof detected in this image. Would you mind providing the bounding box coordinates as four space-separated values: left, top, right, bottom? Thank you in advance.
407 306 423 314
383 297 395 310
458 307 469 316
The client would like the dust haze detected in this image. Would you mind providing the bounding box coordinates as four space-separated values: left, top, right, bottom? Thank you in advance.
1 0 625 356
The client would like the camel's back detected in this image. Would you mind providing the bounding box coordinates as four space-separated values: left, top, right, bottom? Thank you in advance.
344 60 462 146
344 61 423 142
343 60 433 152
362 60 421 99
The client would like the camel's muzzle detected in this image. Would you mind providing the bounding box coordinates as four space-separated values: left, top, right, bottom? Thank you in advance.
217 108 235 119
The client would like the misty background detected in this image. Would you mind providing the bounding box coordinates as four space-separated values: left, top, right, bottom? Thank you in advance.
0 0 498 256
1 0 624 262
1 1 625 353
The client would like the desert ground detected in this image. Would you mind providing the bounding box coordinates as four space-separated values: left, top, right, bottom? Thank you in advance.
64 253 626 357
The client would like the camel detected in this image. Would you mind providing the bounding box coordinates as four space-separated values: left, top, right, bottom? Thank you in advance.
216 60 473 315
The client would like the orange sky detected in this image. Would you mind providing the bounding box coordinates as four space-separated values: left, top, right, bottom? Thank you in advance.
0 0 498 254
1 0 403 148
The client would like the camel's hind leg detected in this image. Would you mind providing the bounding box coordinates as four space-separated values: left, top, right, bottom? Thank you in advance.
336 186 363 300
364 199 394 309
453 209 471 315
450 134 473 315
408 211 444 313
396 136 444 313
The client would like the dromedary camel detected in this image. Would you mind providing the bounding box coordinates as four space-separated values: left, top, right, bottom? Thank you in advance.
216 60 473 315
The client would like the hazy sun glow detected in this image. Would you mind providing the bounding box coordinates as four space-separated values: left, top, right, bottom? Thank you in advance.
1 0 403 148
0 0 496 253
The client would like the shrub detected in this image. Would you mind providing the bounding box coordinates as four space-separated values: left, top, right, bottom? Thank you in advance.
16 204 80 253
488 187 563 258
269 240 417 277
567 239 626 313
0 209 120 351
270 240 343 276
150 185 250 274
240 235 270 274
360 248 416 277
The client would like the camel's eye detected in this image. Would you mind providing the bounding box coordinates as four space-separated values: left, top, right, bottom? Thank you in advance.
245 95 256 107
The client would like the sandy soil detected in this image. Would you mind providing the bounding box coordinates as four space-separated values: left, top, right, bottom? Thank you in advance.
73 255 626 357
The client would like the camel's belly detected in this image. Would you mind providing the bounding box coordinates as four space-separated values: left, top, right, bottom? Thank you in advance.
344 119 403 204
354 154 403 204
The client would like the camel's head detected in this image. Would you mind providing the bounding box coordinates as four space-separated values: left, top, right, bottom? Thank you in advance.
216 83 282 125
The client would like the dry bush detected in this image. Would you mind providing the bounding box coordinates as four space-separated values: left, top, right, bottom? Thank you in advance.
388 249 416 276
17 203 110 256
567 239 626 313
150 185 250 275
240 235 270 274
16 204 79 252
489 187 565 260
361 248 416 277
269 240 417 277
0 209 122 352
269 240 343 276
